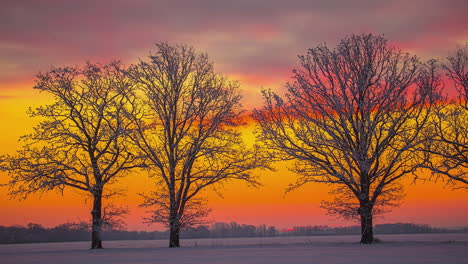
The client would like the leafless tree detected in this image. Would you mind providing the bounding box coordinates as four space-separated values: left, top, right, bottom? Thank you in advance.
1 62 142 249
125 43 268 247
419 45 468 187
445 44 468 102
69 204 129 231
253 34 439 244
320 184 404 222
101 204 130 231
141 191 212 230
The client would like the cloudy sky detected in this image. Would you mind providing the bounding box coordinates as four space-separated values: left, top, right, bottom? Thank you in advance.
1 0 467 229
1 0 467 105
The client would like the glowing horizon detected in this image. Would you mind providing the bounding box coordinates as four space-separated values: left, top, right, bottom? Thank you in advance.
1 0 467 231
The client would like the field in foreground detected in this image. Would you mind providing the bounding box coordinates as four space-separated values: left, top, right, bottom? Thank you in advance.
1 233 467 264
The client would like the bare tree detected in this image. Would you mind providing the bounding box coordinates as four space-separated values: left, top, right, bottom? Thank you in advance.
420 45 468 187
125 43 268 247
141 191 212 230
445 44 468 102
69 204 129 232
320 184 404 222
253 34 439 244
1 62 142 249
101 204 130 231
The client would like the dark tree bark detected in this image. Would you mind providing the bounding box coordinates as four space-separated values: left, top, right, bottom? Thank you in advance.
91 189 103 249
358 202 374 244
169 216 181 248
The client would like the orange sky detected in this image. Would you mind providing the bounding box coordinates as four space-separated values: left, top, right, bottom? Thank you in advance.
1 95 468 230
1 0 468 230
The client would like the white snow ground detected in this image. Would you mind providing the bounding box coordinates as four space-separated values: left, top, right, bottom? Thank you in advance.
1 233 467 264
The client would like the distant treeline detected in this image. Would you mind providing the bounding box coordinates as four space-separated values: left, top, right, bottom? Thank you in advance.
1 222 467 244
282 223 468 236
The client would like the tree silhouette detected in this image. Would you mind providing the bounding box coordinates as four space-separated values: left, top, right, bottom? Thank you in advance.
253 34 439 244
1 61 142 249
125 43 268 247
420 45 468 187
141 193 212 231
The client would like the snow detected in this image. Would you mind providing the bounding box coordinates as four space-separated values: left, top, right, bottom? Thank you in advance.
1 233 467 264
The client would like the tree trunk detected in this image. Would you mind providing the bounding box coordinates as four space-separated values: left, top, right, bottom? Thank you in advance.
91 190 103 249
169 215 180 248
359 204 374 244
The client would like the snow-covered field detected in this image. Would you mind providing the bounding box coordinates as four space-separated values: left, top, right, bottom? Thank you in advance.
1 233 467 264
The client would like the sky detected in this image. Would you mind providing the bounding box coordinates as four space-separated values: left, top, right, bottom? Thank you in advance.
1 0 467 231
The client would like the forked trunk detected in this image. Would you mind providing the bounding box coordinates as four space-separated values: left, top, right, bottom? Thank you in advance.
91 190 103 249
359 204 374 244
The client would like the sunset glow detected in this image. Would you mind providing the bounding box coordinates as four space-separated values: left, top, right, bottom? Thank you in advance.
1 0 468 232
